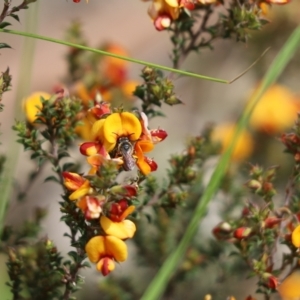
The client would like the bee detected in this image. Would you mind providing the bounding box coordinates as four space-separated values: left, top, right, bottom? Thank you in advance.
117 137 136 171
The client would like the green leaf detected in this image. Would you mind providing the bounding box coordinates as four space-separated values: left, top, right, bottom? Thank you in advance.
44 175 60 184
0 43 11 49
9 13 20 22
0 22 11 29
0 28 229 83
141 24 300 300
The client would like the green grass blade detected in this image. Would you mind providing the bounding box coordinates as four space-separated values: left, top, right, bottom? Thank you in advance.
141 24 300 300
0 3 39 236
0 28 229 83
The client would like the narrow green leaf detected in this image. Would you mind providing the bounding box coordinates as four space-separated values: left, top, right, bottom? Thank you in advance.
9 14 20 22
44 175 60 184
0 29 229 83
0 22 11 29
0 43 11 49
141 24 300 300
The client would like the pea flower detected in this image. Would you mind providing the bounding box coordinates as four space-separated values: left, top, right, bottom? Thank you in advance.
92 112 142 151
212 123 254 162
23 91 51 123
79 109 166 174
62 172 93 200
85 235 127 276
146 0 195 30
249 84 299 134
100 215 136 240
77 195 105 219
292 224 300 248
278 269 300 300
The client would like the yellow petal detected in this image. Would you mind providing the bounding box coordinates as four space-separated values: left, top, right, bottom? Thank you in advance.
91 119 106 140
292 224 300 248
212 123 254 162
250 85 298 134
100 215 136 239
102 112 142 151
137 140 154 153
278 269 300 299
165 0 179 7
85 236 106 263
85 235 127 263
23 92 51 123
105 235 128 262
69 180 91 201
120 205 135 220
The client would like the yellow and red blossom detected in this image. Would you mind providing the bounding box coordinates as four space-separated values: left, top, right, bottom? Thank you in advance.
92 112 142 152
86 154 106 175
109 184 138 198
62 172 93 200
62 172 85 191
77 195 105 220
80 141 109 157
89 102 111 120
108 199 136 222
100 215 136 240
146 0 197 30
85 235 127 276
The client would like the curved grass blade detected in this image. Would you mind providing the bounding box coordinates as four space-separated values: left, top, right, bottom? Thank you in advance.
0 28 227 83
141 24 300 300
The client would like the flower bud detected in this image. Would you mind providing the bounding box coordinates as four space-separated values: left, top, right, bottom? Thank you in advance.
213 222 232 240
264 217 281 228
233 227 252 239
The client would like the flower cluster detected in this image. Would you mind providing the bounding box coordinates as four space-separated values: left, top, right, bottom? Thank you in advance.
62 103 167 275
80 103 167 175
143 0 290 31
63 170 137 275
144 0 219 31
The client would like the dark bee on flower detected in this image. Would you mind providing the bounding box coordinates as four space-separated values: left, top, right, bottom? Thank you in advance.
117 137 136 171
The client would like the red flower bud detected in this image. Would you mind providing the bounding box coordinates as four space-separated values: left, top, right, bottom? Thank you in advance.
265 275 278 290
212 222 232 240
233 227 252 239
264 217 281 228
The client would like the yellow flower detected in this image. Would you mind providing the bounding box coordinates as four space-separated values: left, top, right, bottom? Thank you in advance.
100 215 136 240
92 112 142 152
85 235 127 276
249 84 298 134
212 123 254 162
148 0 180 21
278 269 300 300
23 92 51 123
292 224 300 248
62 172 93 201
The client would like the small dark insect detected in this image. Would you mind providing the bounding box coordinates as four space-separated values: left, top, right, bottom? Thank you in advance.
117 137 136 171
